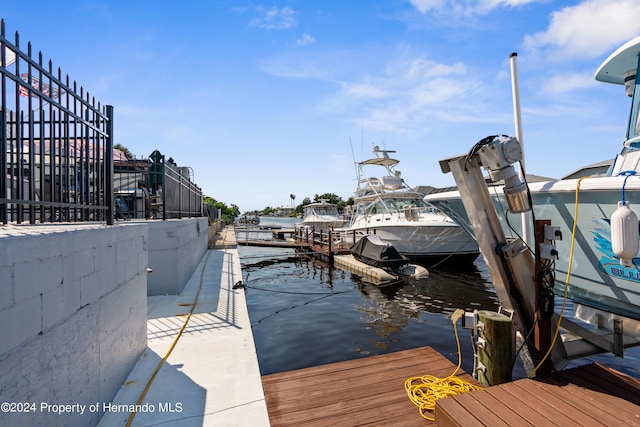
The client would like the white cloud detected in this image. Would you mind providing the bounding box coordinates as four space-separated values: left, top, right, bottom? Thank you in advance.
297 33 316 47
524 0 640 61
249 6 296 30
341 81 388 99
327 55 495 132
408 0 447 14
408 0 545 16
539 72 594 94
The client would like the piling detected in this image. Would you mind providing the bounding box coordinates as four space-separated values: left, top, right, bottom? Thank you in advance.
477 310 513 386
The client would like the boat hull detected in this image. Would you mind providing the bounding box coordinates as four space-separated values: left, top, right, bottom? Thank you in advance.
426 176 640 320
296 220 345 231
341 221 479 261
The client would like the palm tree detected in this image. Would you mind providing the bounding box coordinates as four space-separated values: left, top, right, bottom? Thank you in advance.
290 194 296 208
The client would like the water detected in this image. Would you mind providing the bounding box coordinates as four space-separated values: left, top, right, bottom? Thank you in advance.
239 217 640 380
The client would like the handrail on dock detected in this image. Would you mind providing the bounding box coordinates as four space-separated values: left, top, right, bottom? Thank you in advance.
293 227 358 258
234 224 371 263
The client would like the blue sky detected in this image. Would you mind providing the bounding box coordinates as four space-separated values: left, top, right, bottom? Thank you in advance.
3 1 640 212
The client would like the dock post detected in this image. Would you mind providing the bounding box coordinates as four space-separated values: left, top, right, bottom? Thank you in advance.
534 220 553 374
477 310 513 386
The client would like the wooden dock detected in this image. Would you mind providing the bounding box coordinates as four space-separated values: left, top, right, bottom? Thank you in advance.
436 361 640 426
234 226 353 260
261 345 640 426
261 346 476 426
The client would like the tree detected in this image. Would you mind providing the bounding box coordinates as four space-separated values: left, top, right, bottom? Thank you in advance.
290 194 296 208
114 144 134 160
203 196 240 224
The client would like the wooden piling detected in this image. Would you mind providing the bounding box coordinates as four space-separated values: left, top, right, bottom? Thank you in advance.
477 310 513 386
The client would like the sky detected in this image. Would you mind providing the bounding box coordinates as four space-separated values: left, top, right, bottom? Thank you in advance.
3 0 640 212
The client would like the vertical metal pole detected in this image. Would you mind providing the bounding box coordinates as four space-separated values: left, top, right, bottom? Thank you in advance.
0 36 6 224
105 105 114 225
14 37 23 224
37 56 45 221
510 52 532 246
178 169 183 219
161 154 166 220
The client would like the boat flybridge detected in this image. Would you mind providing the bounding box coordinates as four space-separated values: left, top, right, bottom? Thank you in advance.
338 145 479 263
424 37 640 373
296 199 345 231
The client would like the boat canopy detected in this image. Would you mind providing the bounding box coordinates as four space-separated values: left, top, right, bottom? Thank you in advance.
595 36 640 145
595 36 640 85
359 157 400 167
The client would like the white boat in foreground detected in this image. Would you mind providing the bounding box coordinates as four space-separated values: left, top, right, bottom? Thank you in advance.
424 37 640 345
339 146 479 263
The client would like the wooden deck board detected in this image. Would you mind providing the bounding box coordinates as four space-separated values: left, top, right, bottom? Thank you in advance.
436 362 640 426
263 345 640 427
262 346 475 426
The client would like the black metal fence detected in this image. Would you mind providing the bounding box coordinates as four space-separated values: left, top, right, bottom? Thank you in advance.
114 150 203 220
0 20 114 224
1 20 204 225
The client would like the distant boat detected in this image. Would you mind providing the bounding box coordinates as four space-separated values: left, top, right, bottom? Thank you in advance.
425 36 640 324
296 199 345 231
338 146 479 262
236 214 259 225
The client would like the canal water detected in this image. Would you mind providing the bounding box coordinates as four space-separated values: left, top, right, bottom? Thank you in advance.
239 217 640 380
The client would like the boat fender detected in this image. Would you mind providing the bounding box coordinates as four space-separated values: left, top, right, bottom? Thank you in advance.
611 201 639 266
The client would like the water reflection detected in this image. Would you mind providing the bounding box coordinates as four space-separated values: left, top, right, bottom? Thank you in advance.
351 270 500 352
239 238 640 380
240 245 499 375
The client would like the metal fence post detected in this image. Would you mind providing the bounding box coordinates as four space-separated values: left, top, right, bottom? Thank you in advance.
162 154 166 220
105 105 114 225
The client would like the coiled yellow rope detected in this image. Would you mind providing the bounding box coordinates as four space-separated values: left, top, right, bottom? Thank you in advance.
404 310 483 420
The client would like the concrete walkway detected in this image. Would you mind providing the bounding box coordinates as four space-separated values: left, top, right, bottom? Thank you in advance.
99 227 270 426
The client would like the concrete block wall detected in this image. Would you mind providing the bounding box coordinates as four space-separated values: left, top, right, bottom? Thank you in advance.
0 223 148 427
147 217 208 295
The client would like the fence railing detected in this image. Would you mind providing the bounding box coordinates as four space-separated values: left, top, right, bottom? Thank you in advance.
0 19 114 225
147 150 202 219
2 19 204 225
113 150 203 220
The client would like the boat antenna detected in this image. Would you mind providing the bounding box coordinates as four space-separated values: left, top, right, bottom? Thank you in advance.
349 136 360 179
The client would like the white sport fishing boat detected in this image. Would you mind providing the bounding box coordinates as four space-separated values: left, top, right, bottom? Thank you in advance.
424 37 640 344
340 146 479 262
296 199 345 231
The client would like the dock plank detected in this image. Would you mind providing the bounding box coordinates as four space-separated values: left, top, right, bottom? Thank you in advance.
436 362 640 426
262 346 477 426
264 345 640 427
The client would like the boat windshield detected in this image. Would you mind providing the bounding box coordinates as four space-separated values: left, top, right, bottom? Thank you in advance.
313 206 338 215
364 197 429 214
627 55 640 143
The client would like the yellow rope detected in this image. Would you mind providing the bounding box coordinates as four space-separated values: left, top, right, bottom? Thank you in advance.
528 176 590 378
126 250 213 426
404 310 483 421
